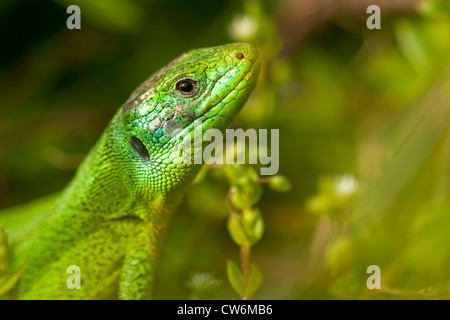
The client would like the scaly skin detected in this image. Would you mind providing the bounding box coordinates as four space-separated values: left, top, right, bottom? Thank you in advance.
0 43 260 299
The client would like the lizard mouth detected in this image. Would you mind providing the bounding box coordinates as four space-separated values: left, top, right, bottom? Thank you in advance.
195 43 260 122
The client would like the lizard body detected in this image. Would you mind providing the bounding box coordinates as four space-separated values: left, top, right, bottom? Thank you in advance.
0 43 260 299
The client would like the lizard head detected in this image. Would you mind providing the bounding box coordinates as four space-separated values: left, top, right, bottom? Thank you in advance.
118 43 260 198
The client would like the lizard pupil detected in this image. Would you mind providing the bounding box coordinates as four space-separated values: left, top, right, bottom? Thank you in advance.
176 80 196 95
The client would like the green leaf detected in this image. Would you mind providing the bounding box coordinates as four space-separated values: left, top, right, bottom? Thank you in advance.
305 194 332 215
227 260 245 296
227 213 252 247
0 227 11 268
326 237 353 275
229 187 246 211
225 165 263 208
244 264 264 298
242 208 264 245
268 175 292 192
394 19 430 72
0 257 29 297
228 209 264 247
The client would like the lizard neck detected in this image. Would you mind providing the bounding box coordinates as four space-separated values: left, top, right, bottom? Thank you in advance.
58 109 191 224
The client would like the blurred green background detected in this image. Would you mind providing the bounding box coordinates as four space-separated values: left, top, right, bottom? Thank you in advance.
0 0 449 299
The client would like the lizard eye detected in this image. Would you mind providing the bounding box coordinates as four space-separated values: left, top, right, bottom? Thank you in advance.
176 79 197 95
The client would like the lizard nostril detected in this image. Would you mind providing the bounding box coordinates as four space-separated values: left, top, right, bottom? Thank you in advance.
235 52 245 60
130 136 150 162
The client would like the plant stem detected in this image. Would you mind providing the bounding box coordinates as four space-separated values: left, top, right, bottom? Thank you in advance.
240 245 251 300
257 177 271 184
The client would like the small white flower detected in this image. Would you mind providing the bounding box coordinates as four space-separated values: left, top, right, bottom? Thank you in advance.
333 174 359 196
188 273 220 291
229 14 258 41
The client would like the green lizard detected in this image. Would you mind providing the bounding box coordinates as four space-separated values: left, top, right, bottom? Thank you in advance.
0 43 260 299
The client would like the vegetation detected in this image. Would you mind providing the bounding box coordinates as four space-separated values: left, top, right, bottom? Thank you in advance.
0 0 448 299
